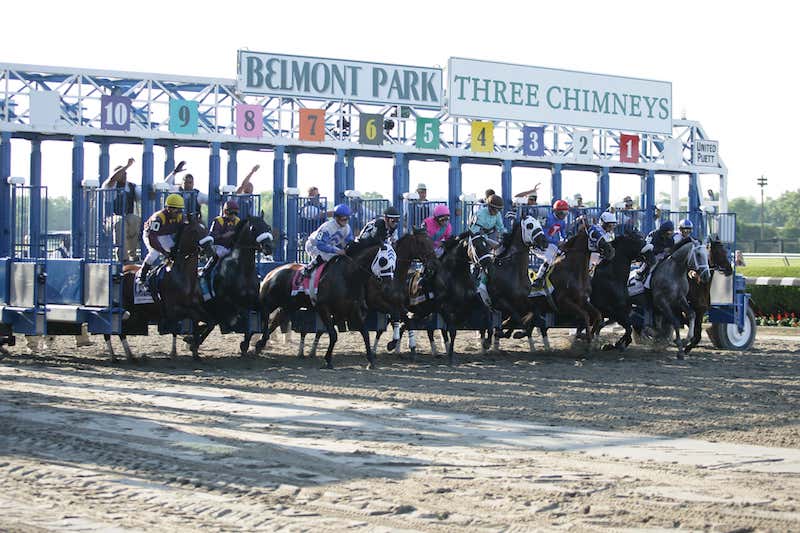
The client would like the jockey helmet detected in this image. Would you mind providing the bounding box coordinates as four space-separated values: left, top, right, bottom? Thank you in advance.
165 194 184 209
333 203 352 218
600 211 617 225
383 206 400 219
487 195 504 209
659 220 675 232
224 200 239 212
433 204 450 218
553 199 569 212
679 218 694 229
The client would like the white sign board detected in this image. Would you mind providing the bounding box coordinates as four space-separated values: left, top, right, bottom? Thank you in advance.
573 129 593 161
448 57 672 134
238 51 442 109
29 90 61 128
693 139 719 167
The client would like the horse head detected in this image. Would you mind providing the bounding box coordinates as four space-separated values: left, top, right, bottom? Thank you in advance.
395 231 436 270
707 234 733 276
176 213 212 258
688 241 712 283
520 215 547 250
248 215 274 256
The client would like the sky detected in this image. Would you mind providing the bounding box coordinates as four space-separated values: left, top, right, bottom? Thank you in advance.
2 0 797 208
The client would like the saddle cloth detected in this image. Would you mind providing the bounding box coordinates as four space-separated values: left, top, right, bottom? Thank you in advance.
290 263 325 304
627 274 646 297
132 265 166 305
528 270 555 299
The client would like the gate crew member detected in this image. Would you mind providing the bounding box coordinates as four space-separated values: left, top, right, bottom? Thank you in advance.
163 161 208 217
423 204 453 257
533 199 570 287
301 204 354 278
138 194 185 280
359 206 401 245
634 219 676 284
209 200 241 259
102 157 141 263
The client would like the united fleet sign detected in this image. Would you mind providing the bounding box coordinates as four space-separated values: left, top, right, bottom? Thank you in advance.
238 51 443 109
448 57 672 134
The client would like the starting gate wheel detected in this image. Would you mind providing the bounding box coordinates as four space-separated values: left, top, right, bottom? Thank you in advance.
709 307 756 351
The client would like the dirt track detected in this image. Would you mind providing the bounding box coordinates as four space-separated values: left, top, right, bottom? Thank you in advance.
1 326 799 531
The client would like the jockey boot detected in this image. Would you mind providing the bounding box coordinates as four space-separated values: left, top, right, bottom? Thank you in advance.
301 256 322 279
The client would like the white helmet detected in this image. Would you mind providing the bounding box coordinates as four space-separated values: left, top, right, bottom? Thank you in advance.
600 211 617 224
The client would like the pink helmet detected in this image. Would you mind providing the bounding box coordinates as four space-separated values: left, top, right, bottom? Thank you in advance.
433 204 450 218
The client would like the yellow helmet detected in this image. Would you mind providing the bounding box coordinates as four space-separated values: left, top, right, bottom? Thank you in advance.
165 194 184 209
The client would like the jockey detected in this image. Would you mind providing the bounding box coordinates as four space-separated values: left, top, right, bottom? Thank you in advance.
424 204 452 257
139 193 185 280
209 200 241 259
587 211 617 268
359 206 400 245
301 203 354 278
634 219 675 282
468 194 506 270
675 218 695 244
533 199 570 286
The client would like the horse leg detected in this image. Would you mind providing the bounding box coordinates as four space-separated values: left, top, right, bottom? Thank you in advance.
408 329 417 362
298 333 306 358
372 329 382 355
539 327 551 351
318 307 337 369
191 324 201 361
104 334 118 363
560 300 593 346
121 335 136 362
387 322 405 352
447 327 458 366
427 329 438 357
684 307 703 354
309 332 323 358
170 334 178 358
254 307 281 354
357 320 377 370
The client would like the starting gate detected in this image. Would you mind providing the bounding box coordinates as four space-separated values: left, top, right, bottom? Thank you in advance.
1 181 48 336
404 199 447 234
343 195 389 235
286 194 328 263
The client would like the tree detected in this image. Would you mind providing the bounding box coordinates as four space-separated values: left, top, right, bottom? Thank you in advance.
768 190 800 227
362 191 384 200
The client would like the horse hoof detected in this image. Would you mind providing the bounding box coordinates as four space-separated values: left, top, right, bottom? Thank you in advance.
482 338 491 350
601 343 615 351
367 363 376 370
512 331 526 340
323 363 334 370
386 340 397 351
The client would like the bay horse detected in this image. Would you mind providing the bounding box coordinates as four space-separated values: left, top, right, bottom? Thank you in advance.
528 226 604 347
191 215 274 355
298 231 434 359
685 235 732 354
103 214 213 361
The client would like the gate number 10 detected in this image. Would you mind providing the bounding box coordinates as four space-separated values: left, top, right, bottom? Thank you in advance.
101 95 131 131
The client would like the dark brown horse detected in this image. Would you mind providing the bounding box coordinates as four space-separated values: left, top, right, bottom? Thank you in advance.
103 214 212 361
530 227 603 346
685 236 733 353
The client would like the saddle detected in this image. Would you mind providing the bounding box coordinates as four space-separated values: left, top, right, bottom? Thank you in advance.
291 263 326 304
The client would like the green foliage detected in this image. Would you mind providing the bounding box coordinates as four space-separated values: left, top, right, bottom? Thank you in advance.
737 222 778 241
361 191 384 200
259 191 274 224
748 285 800 315
47 196 71 231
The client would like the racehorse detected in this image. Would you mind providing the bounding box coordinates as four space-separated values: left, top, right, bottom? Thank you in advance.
685 235 732 353
386 233 485 365
486 216 548 347
299 231 435 359
649 238 711 357
104 214 213 361
587 230 653 351
191 215 274 355
527 226 605 347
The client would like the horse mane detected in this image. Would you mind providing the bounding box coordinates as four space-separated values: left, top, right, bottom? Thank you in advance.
561 228 587 251
500 219 521 249
346 237 380 257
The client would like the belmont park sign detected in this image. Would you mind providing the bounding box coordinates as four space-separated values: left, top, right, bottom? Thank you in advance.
237 51 672 134
238 51 443 108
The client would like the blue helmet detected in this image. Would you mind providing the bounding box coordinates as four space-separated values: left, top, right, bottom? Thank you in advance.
679 218 693 230
333 203 352 218
659 220 675 232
